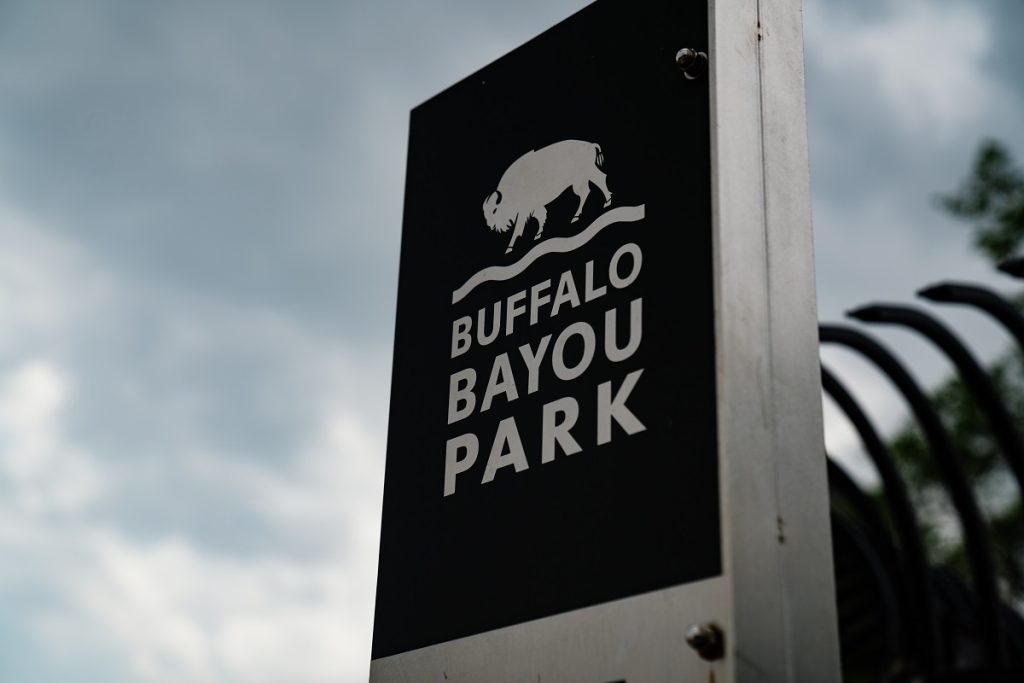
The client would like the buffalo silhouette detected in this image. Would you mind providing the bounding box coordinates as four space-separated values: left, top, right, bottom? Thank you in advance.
483 139 612 254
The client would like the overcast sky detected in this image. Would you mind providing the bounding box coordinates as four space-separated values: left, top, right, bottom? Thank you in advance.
1 0 1023 681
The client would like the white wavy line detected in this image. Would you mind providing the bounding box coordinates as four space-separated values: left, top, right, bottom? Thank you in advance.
451 204 646 305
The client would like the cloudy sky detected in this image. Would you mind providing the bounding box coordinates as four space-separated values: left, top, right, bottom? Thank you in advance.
1 0 1022 680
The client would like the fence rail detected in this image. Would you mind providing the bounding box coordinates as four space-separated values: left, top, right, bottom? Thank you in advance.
820 269 1024 679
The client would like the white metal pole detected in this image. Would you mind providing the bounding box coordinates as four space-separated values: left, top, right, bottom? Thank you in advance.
710 0 841 679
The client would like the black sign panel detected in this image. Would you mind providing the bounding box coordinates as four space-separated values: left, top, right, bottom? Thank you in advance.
373 0 718 659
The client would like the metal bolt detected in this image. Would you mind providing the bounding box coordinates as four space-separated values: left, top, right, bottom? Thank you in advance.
675 48 708 81
685 623 724 661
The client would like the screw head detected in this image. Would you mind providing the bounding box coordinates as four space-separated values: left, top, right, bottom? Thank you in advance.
675 47 698 69
685 623 724 661
675 48 708 80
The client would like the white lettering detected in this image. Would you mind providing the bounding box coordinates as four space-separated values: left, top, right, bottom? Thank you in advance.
605 298 643 362
447 368 476 425
518 334 552 394
609 242 642 289
482 417 529 484
585 259 607 302
477 302 500 346
529 279 552 326
552 321 596 381
550 270 581 317
597 369 646 445
481 352 519 412
506 289 527 336
444 433 478 496
451 315 472 359
542 396 582 463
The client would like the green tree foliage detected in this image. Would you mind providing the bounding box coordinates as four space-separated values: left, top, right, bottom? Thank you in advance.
885 140 1024 601
940 139 1024 262
888 353 1024 599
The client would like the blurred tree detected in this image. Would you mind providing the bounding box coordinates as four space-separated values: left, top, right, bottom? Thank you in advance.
940 140 1024 262
885 140 1024 601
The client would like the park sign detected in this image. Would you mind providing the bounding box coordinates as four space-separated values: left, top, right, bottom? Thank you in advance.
371 1 841 681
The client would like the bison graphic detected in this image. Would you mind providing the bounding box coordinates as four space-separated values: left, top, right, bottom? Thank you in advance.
482 139 612 254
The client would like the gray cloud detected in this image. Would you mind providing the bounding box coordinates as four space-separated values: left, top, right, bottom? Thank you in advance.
1 0 1023 680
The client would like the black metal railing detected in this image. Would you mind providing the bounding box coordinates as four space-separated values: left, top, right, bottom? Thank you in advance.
821 270 1024 680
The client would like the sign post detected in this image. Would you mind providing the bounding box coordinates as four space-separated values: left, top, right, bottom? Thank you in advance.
371 0 839 680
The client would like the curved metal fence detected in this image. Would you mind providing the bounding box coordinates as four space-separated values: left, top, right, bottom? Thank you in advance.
821 269 1024 680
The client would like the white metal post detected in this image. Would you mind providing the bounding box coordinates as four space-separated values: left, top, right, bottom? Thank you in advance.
710 0 841 679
